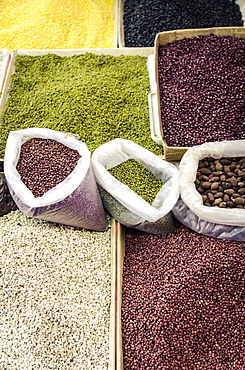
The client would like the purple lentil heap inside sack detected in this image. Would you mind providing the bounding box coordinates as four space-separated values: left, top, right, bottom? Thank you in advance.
16 137 107 231
122 222 245 369
158 35 245 147
16 138 81 197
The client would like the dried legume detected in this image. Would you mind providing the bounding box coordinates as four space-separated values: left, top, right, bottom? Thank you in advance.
109 159 163 204
0 0 115 51
0 53 162 158
98 185 175 235
122 222 245 369
195 156 245 208
17 138 81 198
106 159 175 235
158 34 245 147
0 210 111 370
122 0 244 47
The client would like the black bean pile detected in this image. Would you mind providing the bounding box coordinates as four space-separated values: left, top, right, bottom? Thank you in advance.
195 156 245 208
158 34 245 148
16 138 81 198
122 0 243 47
122 223 245 369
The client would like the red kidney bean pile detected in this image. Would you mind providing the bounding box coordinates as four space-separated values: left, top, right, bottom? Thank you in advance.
122 0 243 47
122 222 245 369
158 34 245 147
195 156 245 208
16 138 81 197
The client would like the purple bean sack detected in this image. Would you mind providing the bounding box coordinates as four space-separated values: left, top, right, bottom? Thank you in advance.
4 128 108 231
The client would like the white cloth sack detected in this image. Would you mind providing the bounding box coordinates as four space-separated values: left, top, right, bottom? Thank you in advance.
92 138 179 233
179 140 245 227
4 128 107 231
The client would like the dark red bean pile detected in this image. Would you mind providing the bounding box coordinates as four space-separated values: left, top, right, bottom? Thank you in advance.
16 138 81 197
122 223 245 369
123 0 243 47
158 34 245 147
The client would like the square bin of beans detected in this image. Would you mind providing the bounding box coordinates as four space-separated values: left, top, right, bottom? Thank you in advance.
119 0 244 48
148 27 245 162
117 221 245 370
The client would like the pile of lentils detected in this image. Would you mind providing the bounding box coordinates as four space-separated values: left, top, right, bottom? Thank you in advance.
0 53 162 159
108 159 163 204
16 138 81 198
195 156 245 208
122 223 245 369
0 210 112 370
158 34 245 147
122 0 243 47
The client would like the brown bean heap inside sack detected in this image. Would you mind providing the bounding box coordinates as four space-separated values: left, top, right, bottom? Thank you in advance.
16 138 81 197
195 156 245 208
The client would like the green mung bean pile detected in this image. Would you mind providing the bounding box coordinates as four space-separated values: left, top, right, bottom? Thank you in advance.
0 53 162 160
109 159 164 204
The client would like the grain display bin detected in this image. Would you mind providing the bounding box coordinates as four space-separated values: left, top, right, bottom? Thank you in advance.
148 27 245 162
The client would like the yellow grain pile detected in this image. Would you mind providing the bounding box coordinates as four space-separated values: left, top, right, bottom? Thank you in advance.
0 0 115 50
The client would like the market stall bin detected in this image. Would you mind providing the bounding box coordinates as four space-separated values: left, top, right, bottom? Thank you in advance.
0 47 156 370
0 47 155 116
117 0 245 48
116 220 245 369
0 210 117 370
147 26 245 162
1 138 117 368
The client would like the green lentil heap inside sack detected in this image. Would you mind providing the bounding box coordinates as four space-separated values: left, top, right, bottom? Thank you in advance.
109 159 164 204
0 53 162 158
